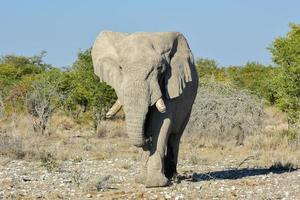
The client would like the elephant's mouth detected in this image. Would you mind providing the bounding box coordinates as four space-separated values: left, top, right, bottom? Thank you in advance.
105 98 166 119
106 97 166 148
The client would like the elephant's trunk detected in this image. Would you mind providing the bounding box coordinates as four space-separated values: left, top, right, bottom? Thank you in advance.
123 81 150 147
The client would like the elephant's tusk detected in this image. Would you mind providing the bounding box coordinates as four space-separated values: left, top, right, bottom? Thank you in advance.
106 100 123 118
155 98 166 113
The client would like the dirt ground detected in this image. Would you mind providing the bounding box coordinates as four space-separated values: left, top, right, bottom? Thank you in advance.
0 135 300 200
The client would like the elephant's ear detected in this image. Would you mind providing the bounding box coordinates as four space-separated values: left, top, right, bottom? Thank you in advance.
164 34 194 99
92 31 126 99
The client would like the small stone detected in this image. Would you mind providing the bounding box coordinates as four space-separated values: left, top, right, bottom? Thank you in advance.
175 194 184 200
22 176 31 182
86 194 92 198
63 179 72 183
284 191 289 197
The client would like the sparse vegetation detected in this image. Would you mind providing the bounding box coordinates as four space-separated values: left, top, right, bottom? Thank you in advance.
95 175 112 191
0 23 300 199
0 133 24 159
25 70 62 135
40 152 58 172
187 78 264 144
0 93 4 118
71 170 83 187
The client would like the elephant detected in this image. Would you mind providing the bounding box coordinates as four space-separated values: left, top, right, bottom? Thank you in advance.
91 31 198 187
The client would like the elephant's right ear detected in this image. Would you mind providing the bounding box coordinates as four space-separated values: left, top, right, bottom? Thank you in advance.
92 31 126 98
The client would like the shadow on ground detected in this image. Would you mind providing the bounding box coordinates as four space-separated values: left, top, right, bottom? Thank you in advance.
177 164 298 182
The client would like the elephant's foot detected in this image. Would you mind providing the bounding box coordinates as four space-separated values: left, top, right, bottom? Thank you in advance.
145 151 170 187
164 160 177 180
135 170 169 187
145 172 169 188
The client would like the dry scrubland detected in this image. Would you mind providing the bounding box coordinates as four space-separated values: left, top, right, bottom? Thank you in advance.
0 105 300 200
1 24 300 199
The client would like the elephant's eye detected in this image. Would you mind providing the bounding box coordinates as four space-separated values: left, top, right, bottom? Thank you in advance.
157 66 163 71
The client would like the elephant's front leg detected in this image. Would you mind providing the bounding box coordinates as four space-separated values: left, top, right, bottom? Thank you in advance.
145 113 171 187
164 133 182 180
164 114 191 180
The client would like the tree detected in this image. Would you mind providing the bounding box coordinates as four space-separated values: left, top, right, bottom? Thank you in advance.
26 69 62 135
269 23 300 123
60 49 117 127
0 52 52 114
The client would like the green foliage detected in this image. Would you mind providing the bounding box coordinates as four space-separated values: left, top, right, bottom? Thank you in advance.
0 50 116 127
269 23 300 122
63 50 115 110
59 49 117 124
195 58 277 105
195 58 227 81
226 62 277 102
0 51 50 86
0 52 51 113
1 23 299 128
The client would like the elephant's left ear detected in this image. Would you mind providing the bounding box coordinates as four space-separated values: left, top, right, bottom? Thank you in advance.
165 34 194 99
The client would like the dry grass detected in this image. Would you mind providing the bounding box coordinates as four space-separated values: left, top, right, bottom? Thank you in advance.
180 106 300 168
0 107 299 171
0 114 133 163
180 130 300 169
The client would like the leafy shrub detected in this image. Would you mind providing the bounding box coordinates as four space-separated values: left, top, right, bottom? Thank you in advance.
59 49 117 127
226 62 277 102
268 23 300 123
196 58 227 81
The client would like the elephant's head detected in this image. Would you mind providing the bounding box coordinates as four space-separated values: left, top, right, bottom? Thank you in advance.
92 31 195 148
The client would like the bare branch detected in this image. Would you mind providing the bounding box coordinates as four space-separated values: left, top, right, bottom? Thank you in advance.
186 78 264 144
25 74 61 135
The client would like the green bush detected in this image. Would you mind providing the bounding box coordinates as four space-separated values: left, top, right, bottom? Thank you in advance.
269 23 300 123
226 62 277 103
60 49 117 123
195 58 227 81
0 52 50 114
0 50 116 128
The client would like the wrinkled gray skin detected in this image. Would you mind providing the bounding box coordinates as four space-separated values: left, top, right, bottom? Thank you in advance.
92 31 198 187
